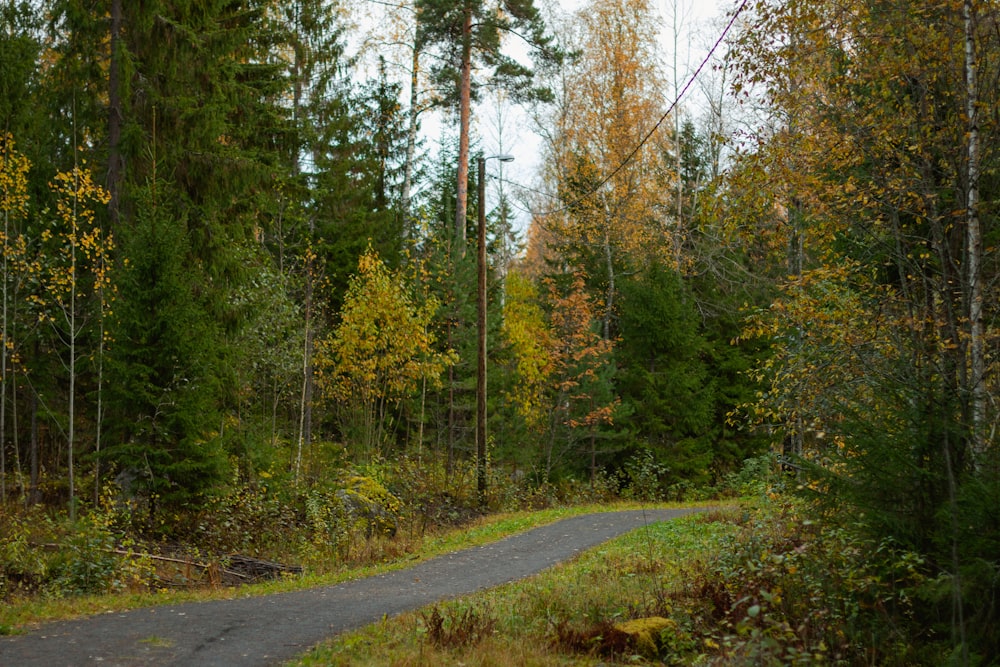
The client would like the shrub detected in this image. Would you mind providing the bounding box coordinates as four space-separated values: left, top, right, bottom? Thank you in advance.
621 449 670 501
719 453 781 498
391 454 483 531
194 482 301 556
45 516 119 597
0 511 48 599
674 495 928 665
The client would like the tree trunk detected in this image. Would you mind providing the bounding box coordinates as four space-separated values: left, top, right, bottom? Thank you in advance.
68 170 78 522
454 6 473 252
292 5 313 482
963 0 984 461
402 40 420 236
107 0 123 227
1 192 8 505
446 327 455 478
602 216 616 341
93 292 105 506
29 389 39 506
295 263 313 483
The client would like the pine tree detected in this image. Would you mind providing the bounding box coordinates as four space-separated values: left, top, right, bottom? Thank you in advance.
415 0 559 250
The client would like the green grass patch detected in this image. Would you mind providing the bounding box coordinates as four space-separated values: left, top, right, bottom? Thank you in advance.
291 506 737 666
0 501 699 633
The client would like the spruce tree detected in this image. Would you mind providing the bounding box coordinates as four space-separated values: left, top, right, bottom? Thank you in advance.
104 185 228 522
617 264 715 488
101 0 291 509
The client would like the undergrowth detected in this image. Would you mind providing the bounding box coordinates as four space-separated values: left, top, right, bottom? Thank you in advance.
0 452 662 632
296 491 940 666
2 454 946 664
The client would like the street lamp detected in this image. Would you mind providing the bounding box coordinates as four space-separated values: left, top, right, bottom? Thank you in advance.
476 153 514 506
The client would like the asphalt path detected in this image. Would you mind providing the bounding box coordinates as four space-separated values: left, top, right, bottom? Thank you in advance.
0 508 700 667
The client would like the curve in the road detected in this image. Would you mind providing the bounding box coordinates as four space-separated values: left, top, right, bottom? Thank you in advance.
0 508 700 667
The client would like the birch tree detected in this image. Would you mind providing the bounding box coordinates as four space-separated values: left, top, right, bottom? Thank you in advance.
37 164 111 520
314 248 456 461
536 0 674 340
729 1 1000 655
0 134 30 505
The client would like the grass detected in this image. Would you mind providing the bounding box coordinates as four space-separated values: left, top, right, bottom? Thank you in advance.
290 505 741 666
1 500 708 634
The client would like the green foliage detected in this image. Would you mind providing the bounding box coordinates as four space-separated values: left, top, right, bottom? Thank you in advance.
314 248 455 459
728 3 1000 659
949 471 1000 656
618 263 759 490
792 359 1000 660
192 468 403 564
620 449 670 501
391 453 487 528
677 497 931 665
46 516 118 598
415 0 559 108
719 453 781 499
0 510 47 600
302 487 350 553
103 188 229 517
308 75 406 317
0 3 42 142
0 501 157 602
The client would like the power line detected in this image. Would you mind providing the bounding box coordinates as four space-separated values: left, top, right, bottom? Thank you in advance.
528 0 749 219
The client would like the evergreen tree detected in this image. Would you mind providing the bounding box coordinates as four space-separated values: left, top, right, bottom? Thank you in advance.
410 144 478 469
100 0 291 509
310 75 406 318
617 264 715 490
415 0 559 249
0 3 42 141
103 186 228 521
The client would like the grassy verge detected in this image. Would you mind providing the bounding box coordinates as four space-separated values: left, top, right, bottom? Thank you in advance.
290 505 740 666
289 494 932 666
1 500 701 634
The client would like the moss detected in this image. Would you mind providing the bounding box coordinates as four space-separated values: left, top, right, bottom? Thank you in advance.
614 616 676 657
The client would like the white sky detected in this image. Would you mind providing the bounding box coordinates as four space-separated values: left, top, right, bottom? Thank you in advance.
353 0 740 236
473 0 738 236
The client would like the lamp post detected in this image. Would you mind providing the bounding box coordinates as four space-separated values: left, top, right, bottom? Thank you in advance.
476 153 513 506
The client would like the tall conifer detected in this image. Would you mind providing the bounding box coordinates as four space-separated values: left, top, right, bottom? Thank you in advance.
415 0 559 249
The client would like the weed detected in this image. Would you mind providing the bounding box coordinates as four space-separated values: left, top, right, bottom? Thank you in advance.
138 635 174 648
550 618 632 658
421 603 498 649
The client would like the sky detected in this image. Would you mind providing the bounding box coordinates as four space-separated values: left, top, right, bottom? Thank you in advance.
472 0 740 237
354 0 742 237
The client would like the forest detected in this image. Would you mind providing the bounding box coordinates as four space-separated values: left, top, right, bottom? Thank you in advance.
0 0 998 663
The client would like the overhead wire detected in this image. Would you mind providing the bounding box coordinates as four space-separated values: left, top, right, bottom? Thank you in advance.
521 0 750 220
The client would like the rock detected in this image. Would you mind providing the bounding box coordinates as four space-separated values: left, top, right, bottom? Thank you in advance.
335 477 399 537
614 616 676 658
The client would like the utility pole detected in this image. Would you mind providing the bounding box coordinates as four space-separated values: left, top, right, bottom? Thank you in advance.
476 153 513 505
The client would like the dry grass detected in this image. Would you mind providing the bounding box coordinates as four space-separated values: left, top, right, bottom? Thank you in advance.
293 507 737 666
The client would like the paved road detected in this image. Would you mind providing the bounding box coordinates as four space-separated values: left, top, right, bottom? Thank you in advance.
0 508 699 666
